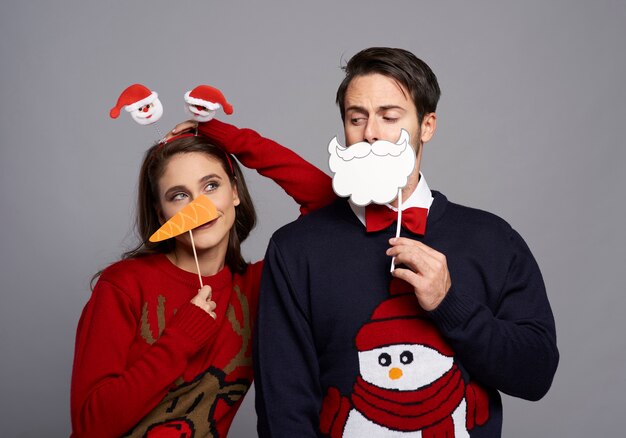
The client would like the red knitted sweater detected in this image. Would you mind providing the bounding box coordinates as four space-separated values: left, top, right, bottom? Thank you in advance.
70 120 335 437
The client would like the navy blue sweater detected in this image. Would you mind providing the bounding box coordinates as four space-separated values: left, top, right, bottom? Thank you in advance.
254 192 558 437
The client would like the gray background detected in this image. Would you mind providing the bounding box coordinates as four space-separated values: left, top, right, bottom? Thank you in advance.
1 1 624 436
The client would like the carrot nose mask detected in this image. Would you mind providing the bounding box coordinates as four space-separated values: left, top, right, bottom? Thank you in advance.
149 194 219 287
149 195 218 243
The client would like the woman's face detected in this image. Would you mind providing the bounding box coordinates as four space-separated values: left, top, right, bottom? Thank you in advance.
156 151 239 254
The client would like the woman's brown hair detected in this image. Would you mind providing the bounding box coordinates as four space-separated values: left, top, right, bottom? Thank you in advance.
126 135 256 272
92 135 256 287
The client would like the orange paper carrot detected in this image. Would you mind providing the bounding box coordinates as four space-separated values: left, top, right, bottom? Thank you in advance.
149 195 219 242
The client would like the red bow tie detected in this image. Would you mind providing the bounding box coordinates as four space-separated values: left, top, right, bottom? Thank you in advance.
365 204 428 235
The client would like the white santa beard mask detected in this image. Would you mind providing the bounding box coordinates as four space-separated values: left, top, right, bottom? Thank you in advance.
358 344 454 391
328 129 416 206
130 100 163 125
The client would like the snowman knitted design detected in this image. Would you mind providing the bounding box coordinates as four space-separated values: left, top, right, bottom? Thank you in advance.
320 280 489 437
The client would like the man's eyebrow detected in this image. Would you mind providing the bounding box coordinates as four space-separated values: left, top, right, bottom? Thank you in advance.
345 105 405 114
344 105 369 114
378 105 405 112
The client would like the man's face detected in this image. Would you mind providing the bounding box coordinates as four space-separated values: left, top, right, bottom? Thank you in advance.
343 73 420 151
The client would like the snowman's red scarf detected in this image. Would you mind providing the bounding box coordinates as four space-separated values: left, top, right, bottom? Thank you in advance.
351 364 465 434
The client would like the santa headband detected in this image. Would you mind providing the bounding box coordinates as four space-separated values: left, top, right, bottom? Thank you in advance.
109 82 236 173
109 82 234 127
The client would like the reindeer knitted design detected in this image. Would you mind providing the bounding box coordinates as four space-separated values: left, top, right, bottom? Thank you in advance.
125 285 253 438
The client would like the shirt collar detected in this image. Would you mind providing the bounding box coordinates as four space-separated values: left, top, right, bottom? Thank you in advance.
349 172 433 227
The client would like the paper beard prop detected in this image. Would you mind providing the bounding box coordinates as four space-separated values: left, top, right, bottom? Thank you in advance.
328 129 416 206
110 83 164 125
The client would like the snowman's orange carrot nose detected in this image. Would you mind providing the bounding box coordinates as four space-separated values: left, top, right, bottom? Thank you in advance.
389 368 403 380
149 195 219 242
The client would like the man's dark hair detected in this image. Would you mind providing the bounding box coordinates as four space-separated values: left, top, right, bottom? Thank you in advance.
336 47 441 123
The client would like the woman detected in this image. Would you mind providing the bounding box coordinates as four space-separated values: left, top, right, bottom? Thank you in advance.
70 120 335 437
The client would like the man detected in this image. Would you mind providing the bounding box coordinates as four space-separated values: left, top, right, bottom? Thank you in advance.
254 47 558 437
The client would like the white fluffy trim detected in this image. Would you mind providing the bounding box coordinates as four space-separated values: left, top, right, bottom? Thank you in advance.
125 92 159 112
184 91 221 110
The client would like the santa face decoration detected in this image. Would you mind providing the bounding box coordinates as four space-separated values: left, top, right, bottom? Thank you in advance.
184 102 219 122
109 83 163 126
328 129 416 206
129 99 164 125
184 85 234 123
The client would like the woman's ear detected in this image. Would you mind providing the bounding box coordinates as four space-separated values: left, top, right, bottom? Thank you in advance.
232 183 241 207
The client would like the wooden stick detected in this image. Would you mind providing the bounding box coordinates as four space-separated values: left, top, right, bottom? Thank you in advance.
188 230 203 287
391 188 402 272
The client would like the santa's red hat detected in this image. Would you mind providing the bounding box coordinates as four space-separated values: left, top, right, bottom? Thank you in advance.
184 85 233 115
355 293 454 356
110 84 159 119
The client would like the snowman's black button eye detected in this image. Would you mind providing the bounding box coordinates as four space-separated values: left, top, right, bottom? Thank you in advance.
378 352 391 367
400 351 414 365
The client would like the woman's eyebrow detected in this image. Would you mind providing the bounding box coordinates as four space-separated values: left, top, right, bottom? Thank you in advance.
163 184 188 198
199 174 222 184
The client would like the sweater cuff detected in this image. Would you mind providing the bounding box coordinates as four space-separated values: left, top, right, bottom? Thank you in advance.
198 119 236 150
428 286 475 333
168 302 217 348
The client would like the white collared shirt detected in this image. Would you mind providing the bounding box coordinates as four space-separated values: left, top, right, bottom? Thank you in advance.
349 172 434 227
